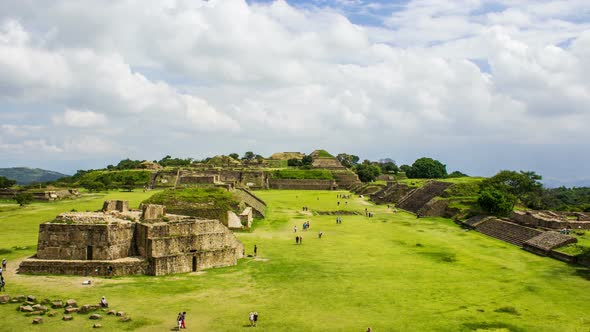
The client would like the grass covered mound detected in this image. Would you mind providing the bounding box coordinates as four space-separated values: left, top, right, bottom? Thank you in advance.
142 187 241 221
270 169 334 180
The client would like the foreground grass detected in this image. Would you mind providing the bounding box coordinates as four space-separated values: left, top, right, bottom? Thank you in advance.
0 190 589 331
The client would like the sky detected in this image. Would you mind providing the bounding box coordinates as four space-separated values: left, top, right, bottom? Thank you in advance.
0 0 589 187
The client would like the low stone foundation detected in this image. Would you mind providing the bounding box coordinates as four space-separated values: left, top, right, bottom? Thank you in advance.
268 179 336 190
18 257 149 276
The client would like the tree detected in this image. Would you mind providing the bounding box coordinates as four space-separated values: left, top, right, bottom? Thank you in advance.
229 153 239 160
14 192 34 206
480 170 543 208
254 154 265 164
478 188 516 217
287 159 303 167
116 158 143 170
121 175 135 192
399 165 411 173
301 155 313 166
378 158 399 174
336 153 360 168
242 151 255 161
0 176 16 189
354 160 382 182
406 157 447 179
446 171 468 178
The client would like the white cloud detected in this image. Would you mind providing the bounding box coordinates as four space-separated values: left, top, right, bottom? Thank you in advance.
53 109 107 128
0 0 588 183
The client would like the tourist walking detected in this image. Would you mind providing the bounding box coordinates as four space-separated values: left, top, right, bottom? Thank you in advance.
318 231 323 239
253 311 258 326
1 258 5 269
296 236 299 244
177 313 183 330
249 312 255 326
254 245 258 257
181 311 186 329
299 236 303 244
294 225 297 233
0 276 5 292
100 296 108 308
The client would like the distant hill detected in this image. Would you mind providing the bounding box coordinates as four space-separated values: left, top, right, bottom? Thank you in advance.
0 167 70 185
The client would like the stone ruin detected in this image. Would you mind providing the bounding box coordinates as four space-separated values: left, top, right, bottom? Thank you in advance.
18 200 244 276
511 210 590 230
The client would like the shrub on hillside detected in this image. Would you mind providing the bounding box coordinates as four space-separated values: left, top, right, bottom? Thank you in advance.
15 192 34 206
477 188 516 217
0 176 16 189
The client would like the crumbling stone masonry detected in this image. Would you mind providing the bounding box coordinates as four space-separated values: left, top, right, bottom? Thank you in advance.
18 200 244 276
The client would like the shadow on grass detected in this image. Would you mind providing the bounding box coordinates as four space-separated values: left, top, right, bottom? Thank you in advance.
573 267 590 280
462 321 525 332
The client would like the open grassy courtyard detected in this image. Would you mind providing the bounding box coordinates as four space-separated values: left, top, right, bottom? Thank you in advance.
1 190 590 331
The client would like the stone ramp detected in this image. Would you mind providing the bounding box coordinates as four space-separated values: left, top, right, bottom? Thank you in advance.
234 188 266 218
475 218 543 246
463 215 494 228
371 183 412 205
396 181 453 214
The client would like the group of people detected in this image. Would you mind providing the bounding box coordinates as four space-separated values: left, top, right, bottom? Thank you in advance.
365 208 374 218
337 194 352 199
295 235 303 244
335 217 343 224
301 206 309 211
176 311 187 329
560 227 572 235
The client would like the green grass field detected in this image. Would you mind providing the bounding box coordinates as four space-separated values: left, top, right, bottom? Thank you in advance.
1 190 590 331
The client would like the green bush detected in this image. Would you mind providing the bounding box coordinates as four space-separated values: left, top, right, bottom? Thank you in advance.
14 192 34 206
478 188 516 217
270 169 334 180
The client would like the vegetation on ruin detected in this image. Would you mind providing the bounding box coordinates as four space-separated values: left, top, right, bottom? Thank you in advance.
142 187 241 213
312 149 334 158
0 176 17 189
269 169 334 180
1 189 590 331
406 157 448 179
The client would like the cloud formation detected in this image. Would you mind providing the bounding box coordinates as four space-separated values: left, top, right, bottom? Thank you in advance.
0 0 589 185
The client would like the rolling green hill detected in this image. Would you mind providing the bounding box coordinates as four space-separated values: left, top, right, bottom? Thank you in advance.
0 167 69 185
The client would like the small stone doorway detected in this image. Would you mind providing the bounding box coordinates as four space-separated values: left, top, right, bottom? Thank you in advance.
86 246 93 260
192 256 197 272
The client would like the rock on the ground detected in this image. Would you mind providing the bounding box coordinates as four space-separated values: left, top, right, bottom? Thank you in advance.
62 315 73 321
14 295 25 302
64 307 80 314
32 317 43 324
119 316 131 322
93 323 102 328
0 295 9 304
52 301 63 308
107 310 116 315
26 295 36 303
65 299 77 307
80 304 99 313
20 305 34 312
116 311 125 317
47 311 58 317
26 310 44 317
89 314 102 320
31 304 48 312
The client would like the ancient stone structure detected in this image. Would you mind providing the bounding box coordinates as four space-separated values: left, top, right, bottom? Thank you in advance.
19 201 244 276
523 232 577 256
268 179 337 190
511 210 590 230
396 181 453 215
0 189 80 201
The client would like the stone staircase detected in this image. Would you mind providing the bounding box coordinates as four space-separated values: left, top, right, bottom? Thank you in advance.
331 171 362 189
475 218 543 246
397 181 452 214
371 183 412 205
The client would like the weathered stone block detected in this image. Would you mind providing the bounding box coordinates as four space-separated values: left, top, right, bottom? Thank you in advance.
107 310 116 315
51 301 63 308
62 315 73 321
26 295 36 302
32 317 43 324
116 311 125 317
119 316 131 322
64 307 79 314
20 305 34 312
0 295 9 304
89 314 102 320
93 323 102 328
66 299 77 307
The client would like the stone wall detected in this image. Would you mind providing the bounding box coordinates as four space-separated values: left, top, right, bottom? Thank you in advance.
511 210 590 230
268 179 336 190
18 257 148 276
36 223 135 260
331 170 362 189
523 231 577 254
0 189 79 201
312 157 345 169
178 175 218 185
234 188 266 217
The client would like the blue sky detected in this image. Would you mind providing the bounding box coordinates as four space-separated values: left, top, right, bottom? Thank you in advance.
0 0 589 187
